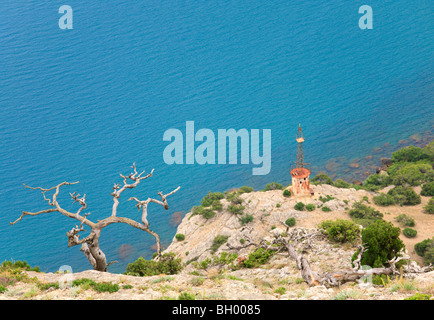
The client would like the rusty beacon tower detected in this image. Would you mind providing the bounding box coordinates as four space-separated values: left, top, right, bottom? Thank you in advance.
290 125 313 196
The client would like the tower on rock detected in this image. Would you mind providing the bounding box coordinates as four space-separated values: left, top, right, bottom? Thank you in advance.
290 125 313 196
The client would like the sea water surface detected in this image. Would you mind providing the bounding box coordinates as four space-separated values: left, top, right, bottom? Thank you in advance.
0 1 433 273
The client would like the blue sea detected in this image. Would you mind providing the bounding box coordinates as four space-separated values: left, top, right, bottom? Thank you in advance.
0 1 433 273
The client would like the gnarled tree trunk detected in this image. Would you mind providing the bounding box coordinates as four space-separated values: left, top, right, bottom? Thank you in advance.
11 164 180 272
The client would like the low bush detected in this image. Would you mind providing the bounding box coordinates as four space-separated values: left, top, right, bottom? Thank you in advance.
387 186 421 206
210 235 229 253
263 182 284 191
124 253 182 276
414 238 434 257
228 204 245 215
424 198 434 214
238 186 254 194
283 189 291 197
319 195 335 203
93 282 120 293
1 260 40 272
190 277 205 286
348 201 383 227
414 238 434 264
334 179 351 188
285 217 296 227
351 220 404 268
211 200 223 212
294 202 305 211
241 248 275 268
192 205 216 219
306 204 315 211
200 192 225 207
421 181 434 196
72 278 119 293
363 173 393 192
178 292 195 300
311 173 334 185
404 293 432 300
175 234 185 241
402 228 417 238
395 214 415 227
202 208 216 219
373 193 396 206
319 219 361 244
239 214 254 225
321 206 331 212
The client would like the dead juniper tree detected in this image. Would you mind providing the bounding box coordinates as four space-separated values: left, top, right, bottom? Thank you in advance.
228 227 433 287
10 163 180 272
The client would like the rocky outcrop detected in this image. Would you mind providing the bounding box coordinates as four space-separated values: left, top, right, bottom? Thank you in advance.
165 184 373 270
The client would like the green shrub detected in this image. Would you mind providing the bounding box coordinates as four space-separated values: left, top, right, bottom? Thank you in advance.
229 196 243 205
276 203 281 208
373 193 396 206
72 278 97 289
37 282 60 291
424 246 434 265
348 201 383 227
1 260 40 272
178 292 196 300
190 277 205 286
275 287 286 295
424 198 434 214
124 252 182 276
334 179 351 188
93 282 120 293
414 238 434 257
228 204 245 215
202 208 216 219
211 200 223 212
294 202 305 211
306 204 315 211
242 248 275 268
283 189 291 197
311 173 334 185
319 195 335 203
351 220 404 268
321 206 331 212
372 274 390 286
392 145 428 163
72 278 119 293
421 181 434 196
395 214 415 227
263 182 284 191
201 192 225 207
414 238 434 265
238 186 254 194
402 228 417 238
387 186 421 206
404 293 432 300
389 162 433 186
239 214 254 225
192 205 216 219
363 173 393 191
122 284 133 289
0 285 7 294
210 235 229 253
285 217 296 227
175 234 185 241
319 219 361 244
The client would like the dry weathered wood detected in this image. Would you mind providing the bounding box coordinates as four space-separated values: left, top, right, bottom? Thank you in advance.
226 227 433 287
11 164 180 272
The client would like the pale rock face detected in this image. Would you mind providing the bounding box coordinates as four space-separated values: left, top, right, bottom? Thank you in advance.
164 184 374 264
